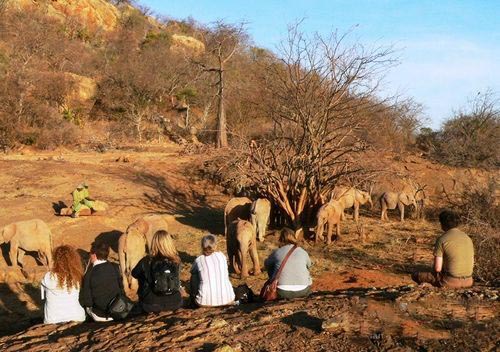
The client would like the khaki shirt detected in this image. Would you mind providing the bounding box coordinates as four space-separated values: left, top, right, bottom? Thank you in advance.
433 228 474 277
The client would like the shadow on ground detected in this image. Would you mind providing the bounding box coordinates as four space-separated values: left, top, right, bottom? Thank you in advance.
281 311 323 333
128 171 224 234
0 282 42 337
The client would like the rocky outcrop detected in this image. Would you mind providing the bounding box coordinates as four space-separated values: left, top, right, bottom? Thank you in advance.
63 72 97 114
0 286 498 351
11 0 120 31
171 34 205 55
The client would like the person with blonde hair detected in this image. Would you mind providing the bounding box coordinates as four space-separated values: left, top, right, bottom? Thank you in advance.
41 245 86 324
190 234 235 307
132 230 183 312
264 228 312 299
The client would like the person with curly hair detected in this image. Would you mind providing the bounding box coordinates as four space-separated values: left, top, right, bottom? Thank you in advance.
40 245 86 324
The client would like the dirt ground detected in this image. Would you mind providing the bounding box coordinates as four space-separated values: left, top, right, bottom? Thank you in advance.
0 144 498 350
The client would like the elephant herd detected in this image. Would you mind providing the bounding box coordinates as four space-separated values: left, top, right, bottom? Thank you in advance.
0 184 425 283
225 184 425 277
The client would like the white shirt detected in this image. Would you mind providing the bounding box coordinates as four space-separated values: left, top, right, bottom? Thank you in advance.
191 252 235 306
41 272 86 324
277 284 309 291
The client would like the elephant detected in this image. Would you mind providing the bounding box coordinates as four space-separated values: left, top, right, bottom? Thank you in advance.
250 198 271 242
0 219 53 268
118 227 148 291
315 200 343 245
380 190 418 222
333 186 373 222
126 214 169 250
226 219 261 278
413 186 427 220
224 197 252 236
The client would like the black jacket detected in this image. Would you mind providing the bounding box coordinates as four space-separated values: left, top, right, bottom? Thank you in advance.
79 261 123 317
131 256 182 312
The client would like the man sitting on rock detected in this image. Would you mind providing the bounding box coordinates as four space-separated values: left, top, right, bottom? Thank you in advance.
71 182 94 218
412 209 474 288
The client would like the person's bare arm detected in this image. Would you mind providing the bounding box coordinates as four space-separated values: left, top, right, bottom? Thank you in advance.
434 256 443 272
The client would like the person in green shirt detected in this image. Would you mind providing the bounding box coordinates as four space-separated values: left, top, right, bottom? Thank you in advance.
412 210 474 288
71 183 94 218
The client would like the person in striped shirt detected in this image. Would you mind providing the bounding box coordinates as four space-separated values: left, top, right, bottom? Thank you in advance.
190 234 235 307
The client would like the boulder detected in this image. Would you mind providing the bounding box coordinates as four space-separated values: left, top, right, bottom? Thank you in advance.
63 72 97 115
171 34 205 55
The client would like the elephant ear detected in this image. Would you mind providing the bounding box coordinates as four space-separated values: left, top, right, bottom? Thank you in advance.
140 220 150 235
2 224 16 243
400 193 410 205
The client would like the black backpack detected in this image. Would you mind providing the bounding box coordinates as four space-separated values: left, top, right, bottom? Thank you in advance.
150 257 180 295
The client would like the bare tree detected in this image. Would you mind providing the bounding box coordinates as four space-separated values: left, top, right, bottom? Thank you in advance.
236 25 396 229
196 21 247 148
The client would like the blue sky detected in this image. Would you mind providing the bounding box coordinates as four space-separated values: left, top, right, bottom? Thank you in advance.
139 0 500 129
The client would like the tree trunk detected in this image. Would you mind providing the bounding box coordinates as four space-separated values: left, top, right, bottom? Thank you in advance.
216 68 228 148
134 112 143 143
185 104 190 129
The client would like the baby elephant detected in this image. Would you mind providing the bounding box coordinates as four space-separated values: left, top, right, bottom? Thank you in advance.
224 197 252 236
227 219 261 278
250 198 271 242
315 200 343 245
118 227 148 291
0 219 53 268
126 214 169 249
119 215 169 290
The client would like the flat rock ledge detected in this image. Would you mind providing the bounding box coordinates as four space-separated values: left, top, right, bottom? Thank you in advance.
0 287 498 352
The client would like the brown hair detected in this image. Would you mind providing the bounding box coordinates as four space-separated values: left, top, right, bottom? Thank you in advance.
279 227 298 246
90 241 109 260
150 230 181 264
51 245 84 291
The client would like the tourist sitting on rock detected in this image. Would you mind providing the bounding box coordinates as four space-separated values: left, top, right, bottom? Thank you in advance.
264 228 312 299
190 234 235 307
132 230 183 313
79 242 123 322
41 245 86 324
71 182 94 218
412 209 474 288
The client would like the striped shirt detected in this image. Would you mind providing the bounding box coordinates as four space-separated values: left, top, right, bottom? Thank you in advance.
191 252 235 306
